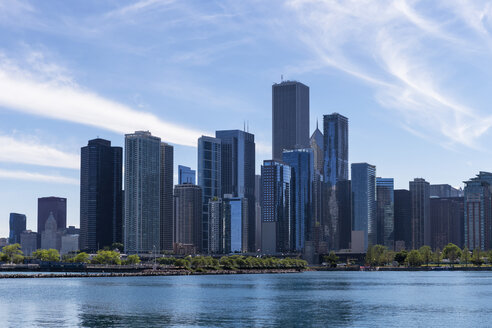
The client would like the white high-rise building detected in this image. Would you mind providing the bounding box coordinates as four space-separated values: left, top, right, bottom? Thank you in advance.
124 131 161 254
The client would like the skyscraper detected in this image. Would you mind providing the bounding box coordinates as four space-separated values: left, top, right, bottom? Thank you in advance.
124 131 161 254
174 184 202 251
337 180 352 250
351 163 376 251
79 138 122 252
464 172 492 250
224 196 248 253
282 148 314 251
430 184 462 198
198 136 222 253
310 123 325 252
394 189 412 250
255 174 262 252
9 213 26 244
178 165 196 184
160 142 174 252
261 160 293 253
310 121 324 175
38 197 66 234
430 197 464 250
323 113 348 186
216 129 255 252
376 178 395 249
272 81 310 161
208 198 224 254
410 178 431 249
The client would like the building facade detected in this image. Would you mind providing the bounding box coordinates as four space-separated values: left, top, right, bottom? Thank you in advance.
79 138 122 252
160 142 174 252
394 189 412 250
124 131 161 254
178 165 196 184
272 81 310 161
174 184 202 251
20 230 37 256
9 213 26 244
38 197 66 235
410 178 431 249
430 197 464 250
224 196 249 253
41 212 61 250
376 178 395 249
351 163 376 251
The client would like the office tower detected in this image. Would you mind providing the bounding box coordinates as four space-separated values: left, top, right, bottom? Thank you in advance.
224 195 248 253
124 131 161 254
255 174 262 252
198 136 222 253
310 123 325 252
410 178 431 249
430 197 464 250
430 184 462 198
9 213 26 244
174 184 202 251
351 163 376 251
376 178 395 249
310 121 324 174
60 234 79 255
20 231 37 256
160 142 174 252
216 129 256 252
394 190 412 250
323 113 349 185
41 212 61 250
178 165 196 184
337 180 352 250
272 81 310 161
282 148 314 251
79 138 122 252
38 197 66 234
464 172 492 250
261 160 293 253
208 198 223 254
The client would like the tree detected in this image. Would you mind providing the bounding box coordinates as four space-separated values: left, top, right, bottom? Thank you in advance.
0 244 24 263
324 251 339 268
32 249 60 262
433 248 441 267
91 250 121 265
365 245 387 266
442 243 462 265
394 250 407 266
72 252 90 263
419 246 432 266
406 250 423 267
471 249 483 267
124 254 140 265
461 247 471 266
111 243 124 252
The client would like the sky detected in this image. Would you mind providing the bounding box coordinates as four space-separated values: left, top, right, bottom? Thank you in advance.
1 0 492 237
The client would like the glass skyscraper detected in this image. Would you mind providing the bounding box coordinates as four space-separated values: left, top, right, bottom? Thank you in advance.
79 138 122 252
410 178 430 249
224 196 248 253
198 136 222 253
124 131 161 254
272 81 310 161
351 163 376 251
178 165 196 184
261 160 293 253
323 113 348 186
394 189 412 250
9 213 26 244
376 178 394 249
215 129 255 252
282 148 314 251
464 172 492 250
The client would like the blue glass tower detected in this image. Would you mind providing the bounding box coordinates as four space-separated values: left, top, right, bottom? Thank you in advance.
376 178 394 249
9 213 26 244
282 148 314 251
323 113 348 186
351 163 376 251
178 165 196 184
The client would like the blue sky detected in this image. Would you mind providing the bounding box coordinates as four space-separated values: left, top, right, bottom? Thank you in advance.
1 0 492 237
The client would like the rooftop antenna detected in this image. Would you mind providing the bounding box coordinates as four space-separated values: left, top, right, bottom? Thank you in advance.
244 121 246 132
316 118 318 130
247 121 249 133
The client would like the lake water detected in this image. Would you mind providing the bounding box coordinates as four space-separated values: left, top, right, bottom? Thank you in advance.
0 271 491 327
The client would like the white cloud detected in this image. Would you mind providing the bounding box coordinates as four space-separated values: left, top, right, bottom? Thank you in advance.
0 135 79 169
0 53 207 147
0 168 78 184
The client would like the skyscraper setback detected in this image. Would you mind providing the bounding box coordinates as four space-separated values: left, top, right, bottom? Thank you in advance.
124 131 161 254
272 81 310 161
79 138 122 252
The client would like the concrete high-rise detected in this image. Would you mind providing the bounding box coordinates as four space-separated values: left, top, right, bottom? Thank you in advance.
160 142 174 252
174 184 202 250
79 138 122 252
9 213 26 244
351 163 376 251
376 178 395 249
38 197 66 234
272 81 309 161
216 129 255 252
464 172 492 250
124 131 161 254
198 136 222 253
410 178 431 249
208 198 224 254
178 165 196 184
282 148 314 251
261 160 293 253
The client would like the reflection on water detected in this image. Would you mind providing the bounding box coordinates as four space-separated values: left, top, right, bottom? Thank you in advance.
1 271 492 327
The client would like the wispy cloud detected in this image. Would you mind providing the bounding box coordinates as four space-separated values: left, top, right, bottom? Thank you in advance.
0 135 79 169
286 0 492 149
0 168 78 185
0 52 207 147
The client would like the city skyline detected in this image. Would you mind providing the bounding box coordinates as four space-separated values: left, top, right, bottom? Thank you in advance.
3 1 492 237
